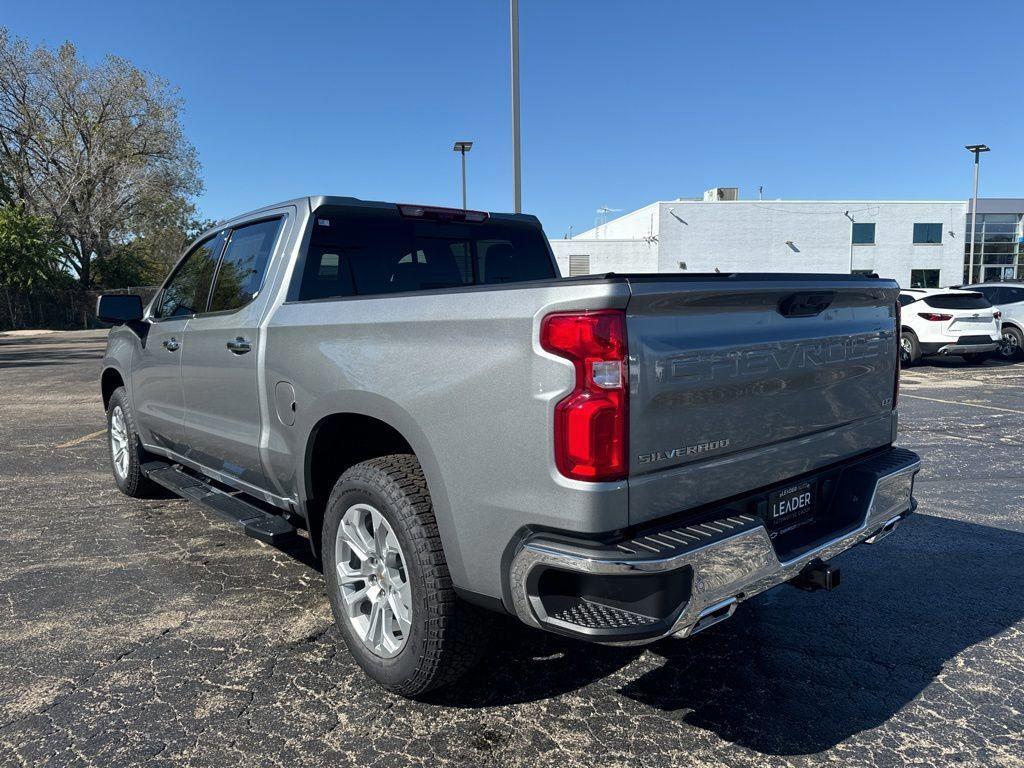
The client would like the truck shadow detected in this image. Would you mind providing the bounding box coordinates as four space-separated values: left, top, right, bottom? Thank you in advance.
620 513 1024 754
431 514 1024 755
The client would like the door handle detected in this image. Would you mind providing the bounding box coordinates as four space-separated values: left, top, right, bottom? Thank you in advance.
162 337 180 352
226 337 252 354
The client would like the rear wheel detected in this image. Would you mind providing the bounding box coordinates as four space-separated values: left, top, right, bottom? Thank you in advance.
322 454 490 697
899 331 920 367
999 326 1023 360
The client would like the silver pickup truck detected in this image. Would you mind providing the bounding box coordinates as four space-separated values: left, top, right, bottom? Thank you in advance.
97 196 920 696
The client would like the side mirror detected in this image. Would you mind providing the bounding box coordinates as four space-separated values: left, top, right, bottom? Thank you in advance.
96 294 143 325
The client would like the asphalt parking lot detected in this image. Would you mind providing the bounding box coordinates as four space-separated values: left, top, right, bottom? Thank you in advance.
1 330 1022 767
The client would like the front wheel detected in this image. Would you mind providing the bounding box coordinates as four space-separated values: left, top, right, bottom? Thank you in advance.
322 454 490 697
107 387 158 498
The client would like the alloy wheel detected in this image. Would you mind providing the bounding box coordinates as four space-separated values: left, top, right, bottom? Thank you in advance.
335 503 412 658
110 406 130 480
999 330 1020 359
900 336 913 365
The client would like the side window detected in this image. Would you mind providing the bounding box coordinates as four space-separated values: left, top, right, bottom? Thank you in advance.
975 287 1000 304
898 294 916 307
1002 287 1024 304
208 218 284 313
156 232 227 319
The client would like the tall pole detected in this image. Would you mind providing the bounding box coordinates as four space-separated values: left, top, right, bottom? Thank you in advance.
968 154 980 283
460 148 467 209
965 144 990 284
510 0 522 213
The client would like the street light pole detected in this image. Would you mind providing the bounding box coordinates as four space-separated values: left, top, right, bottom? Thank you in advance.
453 141 473 209
965 144 990 283
510 0 522 213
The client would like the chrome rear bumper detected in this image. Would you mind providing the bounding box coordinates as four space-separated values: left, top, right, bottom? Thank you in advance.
509 447 920 644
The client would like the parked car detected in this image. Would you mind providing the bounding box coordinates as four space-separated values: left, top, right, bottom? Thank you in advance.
898 288 1001 366
97 196 920 696
957 282 1024 360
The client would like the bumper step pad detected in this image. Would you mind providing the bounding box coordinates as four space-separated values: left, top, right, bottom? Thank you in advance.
142 461 297 545
548 599 658 630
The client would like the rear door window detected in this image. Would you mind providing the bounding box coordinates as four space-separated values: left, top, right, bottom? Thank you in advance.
208 218 284 313
1001 287 1024 305
923 293 991 310
296 207 555 300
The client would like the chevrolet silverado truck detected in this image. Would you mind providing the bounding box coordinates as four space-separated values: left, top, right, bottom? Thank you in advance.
97 196 921 696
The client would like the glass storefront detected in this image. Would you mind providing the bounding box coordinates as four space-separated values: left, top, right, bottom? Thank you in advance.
963 213 1024 283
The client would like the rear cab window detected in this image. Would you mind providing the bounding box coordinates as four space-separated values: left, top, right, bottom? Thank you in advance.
923 293 991 310
296 206 556 301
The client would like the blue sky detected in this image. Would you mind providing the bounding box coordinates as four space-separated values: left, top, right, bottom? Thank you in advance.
7 0 1024 237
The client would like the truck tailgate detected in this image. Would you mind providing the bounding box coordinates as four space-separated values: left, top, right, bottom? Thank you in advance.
625 275 899 526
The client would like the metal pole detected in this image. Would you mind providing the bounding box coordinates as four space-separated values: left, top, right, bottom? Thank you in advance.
460 149 467 209
510 0 522 213
968 152 980 283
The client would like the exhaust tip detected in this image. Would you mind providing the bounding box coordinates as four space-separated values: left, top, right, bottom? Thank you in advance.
684 596 739 637
865 515 902 545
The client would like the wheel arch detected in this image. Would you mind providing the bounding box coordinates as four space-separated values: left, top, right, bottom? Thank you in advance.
1001 319 1023 334
299 399 457 578
101 367 125 410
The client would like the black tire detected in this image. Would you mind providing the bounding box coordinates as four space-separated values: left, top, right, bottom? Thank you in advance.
998 325 1024 360
322 454 490 697
962 353 988 365
106 386 158 498
899 330 920 367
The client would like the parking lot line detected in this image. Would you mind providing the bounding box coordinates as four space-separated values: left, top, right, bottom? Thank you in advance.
55 428 107 449
900 393 1024 415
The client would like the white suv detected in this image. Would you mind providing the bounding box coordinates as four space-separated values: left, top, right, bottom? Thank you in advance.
959 283 1024 360
899 288 1001 366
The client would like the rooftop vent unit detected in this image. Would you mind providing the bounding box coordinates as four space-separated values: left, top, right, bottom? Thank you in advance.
703 187 739 202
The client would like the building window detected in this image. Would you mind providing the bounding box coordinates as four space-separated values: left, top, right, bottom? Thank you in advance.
912 223 942 244
852 223 875 245
910 269 940 288
963 213 1024 284
568 254 590 277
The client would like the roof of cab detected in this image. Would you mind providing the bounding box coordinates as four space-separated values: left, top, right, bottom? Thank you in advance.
209 195 542 233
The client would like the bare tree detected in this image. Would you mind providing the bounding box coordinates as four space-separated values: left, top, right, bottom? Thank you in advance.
0 28 201 289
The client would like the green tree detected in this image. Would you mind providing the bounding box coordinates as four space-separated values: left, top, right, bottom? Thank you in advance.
0 204 60 326
0 28 202 290
0 205 58 288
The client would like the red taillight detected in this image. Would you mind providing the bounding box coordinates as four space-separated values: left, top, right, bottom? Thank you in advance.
540 310 628 482
893 300 900 409
918 312 953 322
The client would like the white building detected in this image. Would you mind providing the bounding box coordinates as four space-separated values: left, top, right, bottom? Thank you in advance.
550 190 1024 288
